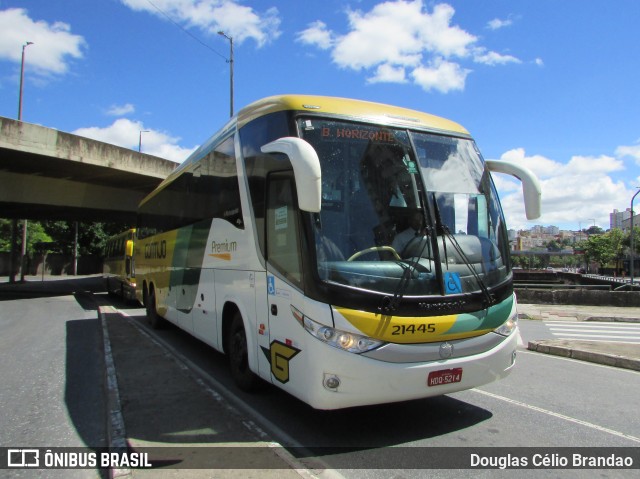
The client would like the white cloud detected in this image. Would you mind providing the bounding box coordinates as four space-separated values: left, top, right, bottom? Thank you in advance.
0 8 86 77
616 142 640 165
472 48 521 66
490 148 629 231
368 64 408 84
296 21 333 50
411 58 469 93
566 155 624 175
498 148 562 178
73 118 196 163
120 0 281 47
487 18 513 30
106 103 135 116
297 0 520 93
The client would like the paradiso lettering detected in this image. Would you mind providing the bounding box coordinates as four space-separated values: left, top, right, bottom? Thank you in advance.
321 127 395 143
144 240 167 259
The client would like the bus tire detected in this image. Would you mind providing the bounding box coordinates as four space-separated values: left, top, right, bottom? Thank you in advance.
146 287 164 329
227 312 259 392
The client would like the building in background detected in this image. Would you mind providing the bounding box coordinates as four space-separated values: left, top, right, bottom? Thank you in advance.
611 208 632 230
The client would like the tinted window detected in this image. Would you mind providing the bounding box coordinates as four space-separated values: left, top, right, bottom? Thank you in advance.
138 135 243 238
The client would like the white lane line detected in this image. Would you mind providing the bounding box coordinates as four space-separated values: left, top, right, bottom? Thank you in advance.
473 389 640 444
549 325 640 331
546 321 640 328
550 332 640 340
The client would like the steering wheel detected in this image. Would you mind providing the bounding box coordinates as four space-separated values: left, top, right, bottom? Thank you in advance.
347 246 401 261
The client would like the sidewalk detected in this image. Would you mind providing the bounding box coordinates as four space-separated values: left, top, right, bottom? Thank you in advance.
517 303 640 372
99 305 308 478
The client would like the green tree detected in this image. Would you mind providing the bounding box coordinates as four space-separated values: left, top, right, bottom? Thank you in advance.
0 219 53 254
607 228 626 271
623 226 640 255
0 219 13 252
546 240 562 252
517 255 529 269
584 230 624 271
41 221 129 256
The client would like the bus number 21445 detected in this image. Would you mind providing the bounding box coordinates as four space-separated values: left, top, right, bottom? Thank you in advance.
391 323 436 335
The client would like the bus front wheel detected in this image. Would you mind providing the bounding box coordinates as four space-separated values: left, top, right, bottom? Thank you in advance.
227 312 259 392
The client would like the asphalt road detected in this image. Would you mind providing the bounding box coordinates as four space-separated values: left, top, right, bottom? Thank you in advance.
0 293 107 479
1 283 639 478
108 297 640 478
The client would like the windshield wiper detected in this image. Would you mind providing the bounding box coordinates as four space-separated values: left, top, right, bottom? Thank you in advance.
379 213 432 315
430 193 495 308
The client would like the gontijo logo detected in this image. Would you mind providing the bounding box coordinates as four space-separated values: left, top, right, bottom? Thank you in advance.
209 239 237 261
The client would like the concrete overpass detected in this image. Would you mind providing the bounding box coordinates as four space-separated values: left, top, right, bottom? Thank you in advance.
0 116 178 223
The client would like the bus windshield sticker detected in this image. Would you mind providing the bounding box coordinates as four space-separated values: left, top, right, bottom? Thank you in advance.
444 272 462 294
275 206 288 230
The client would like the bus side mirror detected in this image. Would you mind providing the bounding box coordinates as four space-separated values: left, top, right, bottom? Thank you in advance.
126 239 134 257
261 137 322 213
485 160 542 220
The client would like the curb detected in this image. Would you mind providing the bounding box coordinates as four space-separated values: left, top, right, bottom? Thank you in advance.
527 340 640 372
98 305 132 479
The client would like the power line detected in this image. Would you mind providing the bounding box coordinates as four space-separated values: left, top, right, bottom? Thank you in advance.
145 0 228 61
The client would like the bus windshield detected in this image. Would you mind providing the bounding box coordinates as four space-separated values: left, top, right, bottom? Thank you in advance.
298 118 510 297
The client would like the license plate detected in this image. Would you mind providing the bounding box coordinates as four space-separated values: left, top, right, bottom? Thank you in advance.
427 368 463 387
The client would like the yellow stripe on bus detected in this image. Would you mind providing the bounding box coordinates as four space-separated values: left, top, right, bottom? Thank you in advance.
335 307 487 344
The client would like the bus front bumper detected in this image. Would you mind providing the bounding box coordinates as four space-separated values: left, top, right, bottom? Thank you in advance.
296 329 518 410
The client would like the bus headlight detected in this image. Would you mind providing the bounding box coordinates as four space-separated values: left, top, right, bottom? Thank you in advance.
494 314 518 337
291 306 384 354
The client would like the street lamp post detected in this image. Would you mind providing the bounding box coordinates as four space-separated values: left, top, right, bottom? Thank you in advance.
630 188 640 286
18 41 34 121
218 31 234 118
18 41 33 283
139 130 149 152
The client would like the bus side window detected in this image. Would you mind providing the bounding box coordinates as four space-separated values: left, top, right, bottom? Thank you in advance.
266 171 303 287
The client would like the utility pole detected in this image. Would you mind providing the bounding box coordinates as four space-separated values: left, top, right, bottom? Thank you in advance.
218 31 234 117
18 41 33 282
18 41 33 121
630 188 640 286
139 130 149 152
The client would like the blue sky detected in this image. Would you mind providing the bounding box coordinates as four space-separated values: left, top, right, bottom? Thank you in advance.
1 0 640 232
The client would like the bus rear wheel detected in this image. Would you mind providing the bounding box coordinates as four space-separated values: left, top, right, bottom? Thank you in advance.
146 287 164 329
227 312 259 392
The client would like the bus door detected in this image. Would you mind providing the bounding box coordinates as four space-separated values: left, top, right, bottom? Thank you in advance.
261 171 306 387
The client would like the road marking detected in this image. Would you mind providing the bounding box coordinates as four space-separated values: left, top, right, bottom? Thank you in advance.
473 389 640 444
552 329 640 344
544 320 640 343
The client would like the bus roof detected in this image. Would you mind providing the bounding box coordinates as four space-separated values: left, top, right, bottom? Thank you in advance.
140 95 471 208
237 94 470 136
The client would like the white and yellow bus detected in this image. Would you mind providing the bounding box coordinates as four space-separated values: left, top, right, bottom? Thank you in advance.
103 228 137 301
134 95 541 410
